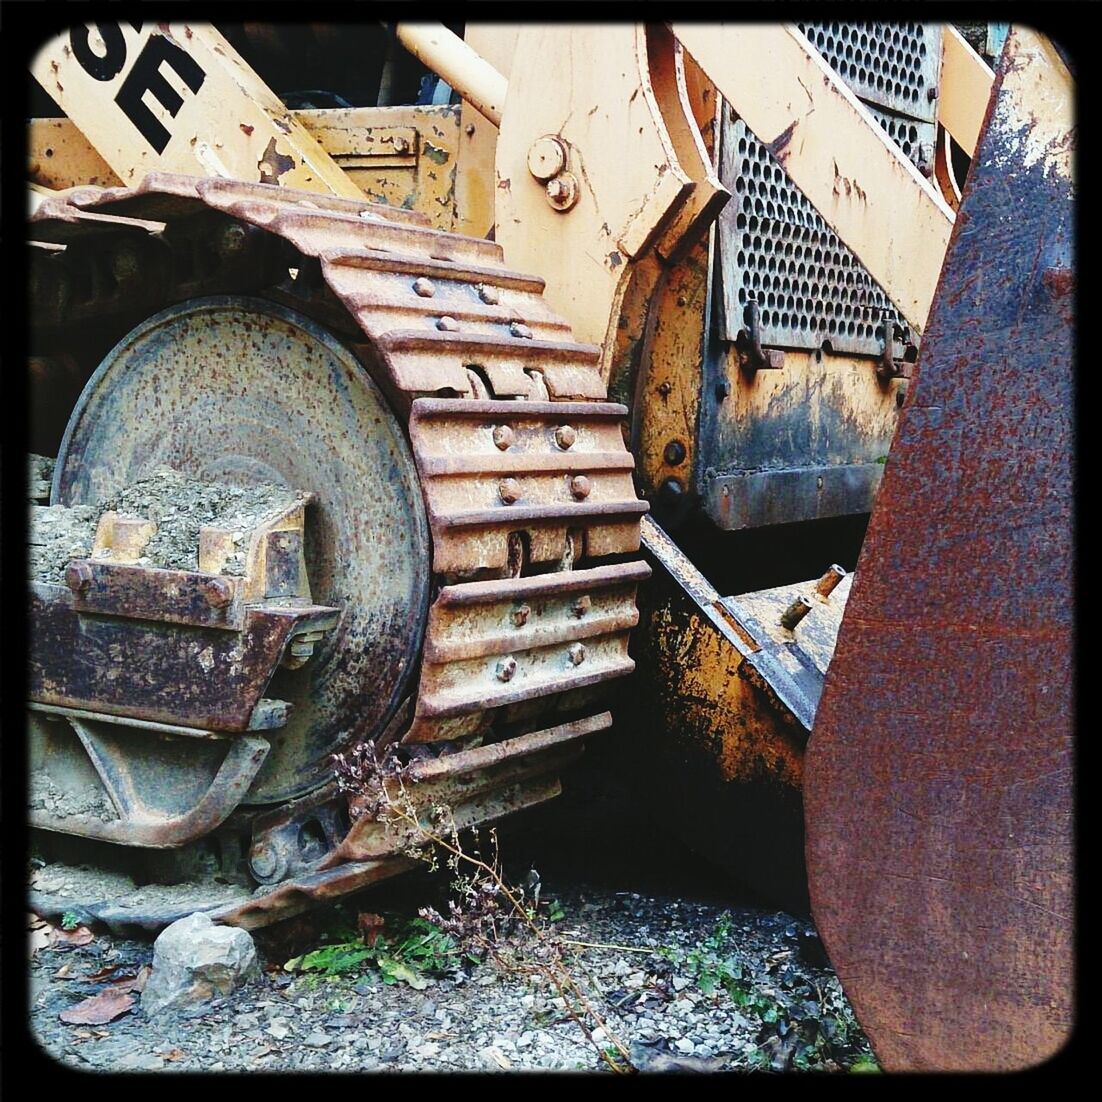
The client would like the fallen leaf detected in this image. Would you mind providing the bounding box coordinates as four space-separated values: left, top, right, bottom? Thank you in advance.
54 963 72 978
59 987 136 1025
163 1049 186 1062
72 1030 93 1040
52 925 94 947
110 965 151 995
488 1047 512 1070
29 927 52 955
91 1029 111 1039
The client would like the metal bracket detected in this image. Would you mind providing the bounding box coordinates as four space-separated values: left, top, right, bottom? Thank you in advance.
737 301 785 374
875 318 916 382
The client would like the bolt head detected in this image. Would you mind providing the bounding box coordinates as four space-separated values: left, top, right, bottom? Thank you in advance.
554 424 577 450
571 595 591 618
217 224 248 258
663 440 687 466
570 475 592 500
64 561 94 595
545 172 579 212
567 642 587 666
527 135 567 181
509 321 533 339
437 315 459 332
659 477 684 502
512 603 531 627
492 424 515 450
249 843 285 882
199 576 234 609
413 277 435 298
478 283 500 305
499 477 522 505
496 656 518 682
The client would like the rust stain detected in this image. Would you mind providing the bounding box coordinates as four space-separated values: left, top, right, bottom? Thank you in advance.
806 27 1074 1072
257 137 295 184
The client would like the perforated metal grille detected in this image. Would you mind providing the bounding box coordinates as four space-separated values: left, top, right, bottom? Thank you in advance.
718 115 902 357
865 104 935 173
796 22 941 123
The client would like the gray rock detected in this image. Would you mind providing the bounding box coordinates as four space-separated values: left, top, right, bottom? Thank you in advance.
141 912 260 1017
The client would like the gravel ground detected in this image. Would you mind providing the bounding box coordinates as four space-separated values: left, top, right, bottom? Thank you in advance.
29 870 874 1074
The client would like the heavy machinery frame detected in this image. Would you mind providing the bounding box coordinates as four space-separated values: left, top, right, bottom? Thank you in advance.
24 20 1072 1070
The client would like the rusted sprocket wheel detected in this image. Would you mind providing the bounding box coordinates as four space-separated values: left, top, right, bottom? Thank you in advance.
53 295 432 804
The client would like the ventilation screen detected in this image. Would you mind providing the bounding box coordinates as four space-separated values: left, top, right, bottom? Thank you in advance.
796 22 941 123
717 23 941 357
864 104 935 174
718 116 902 358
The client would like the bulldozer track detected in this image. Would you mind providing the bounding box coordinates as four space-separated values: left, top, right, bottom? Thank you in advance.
29 174 649 923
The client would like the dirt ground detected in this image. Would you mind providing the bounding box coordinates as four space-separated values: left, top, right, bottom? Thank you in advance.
27 822 876 1076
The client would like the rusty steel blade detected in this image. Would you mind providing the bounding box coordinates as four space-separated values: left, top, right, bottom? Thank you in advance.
804 27 1073 1072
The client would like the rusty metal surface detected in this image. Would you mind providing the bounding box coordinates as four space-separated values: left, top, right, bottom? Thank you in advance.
51 297 431 803
409 399 647 576
29 105 465 229
628 517 810 904
326 718 605 864
407 567 646 742
61 560 245 630
27 854 417 933
30 579 335 731
29 708 269 848
214 857 420 930
804 27 1074 1071
29 171 648 917
337 774 567 862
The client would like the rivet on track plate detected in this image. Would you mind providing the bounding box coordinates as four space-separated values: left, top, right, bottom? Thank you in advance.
570 475 592 500
510 321 533 339
64 561 93 595
554 425 576 450
492 424 515 450
437 316 459 332
568 643 587 666
497 656 518 681
513 603 531 627
780 596 813 631
413 277 436 298
478 284 500 305
499 478 522 504
572 595 591 618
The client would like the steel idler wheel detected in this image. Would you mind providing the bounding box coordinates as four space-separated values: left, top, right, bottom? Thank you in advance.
53 296 430 804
